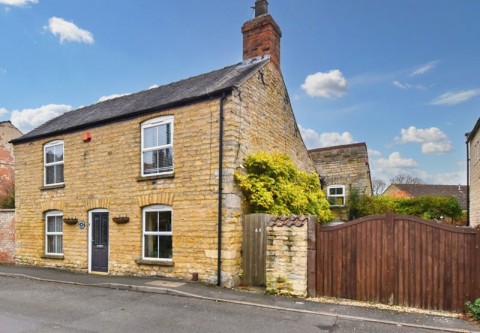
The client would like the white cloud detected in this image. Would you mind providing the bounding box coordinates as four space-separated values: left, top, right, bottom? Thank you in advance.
97 93 129 103
0 107 8 115
430 89 480 106
46 17 94 44
376 152 418 169
410 61 439 76
397 126 453 154
0 68 6 76
393 81 408 89
368 149 381 156
0 0 37 6
10 104 73 133
301 69 347 98
392 80 426 90
299 125 354 149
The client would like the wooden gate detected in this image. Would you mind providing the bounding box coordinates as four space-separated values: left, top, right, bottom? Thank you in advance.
312 213 480 311
242 213 271 286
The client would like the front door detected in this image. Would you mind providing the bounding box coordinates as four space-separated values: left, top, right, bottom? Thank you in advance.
91 212 109 272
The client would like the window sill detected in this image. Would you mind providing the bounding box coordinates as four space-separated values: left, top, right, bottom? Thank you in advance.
135 259 174 266
41 254 64 260
40 184 65 191
136 173 174 182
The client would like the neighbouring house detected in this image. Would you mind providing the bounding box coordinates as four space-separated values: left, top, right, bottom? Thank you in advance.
467 117 480 227
11 1 314 286
0 121 21 263
382 183 467 211
0 121 22 201
309 143 373 221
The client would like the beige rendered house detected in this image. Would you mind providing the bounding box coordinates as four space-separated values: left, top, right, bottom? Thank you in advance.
309 143 373 221
11 1 314 286
467 117 480 227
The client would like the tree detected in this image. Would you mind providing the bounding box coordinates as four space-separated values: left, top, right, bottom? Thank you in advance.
390 173 425 184
0 177 15 208
372 178 387 196
235 152 333 222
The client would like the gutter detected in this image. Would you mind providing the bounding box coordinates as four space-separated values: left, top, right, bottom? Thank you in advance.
217 92 227 286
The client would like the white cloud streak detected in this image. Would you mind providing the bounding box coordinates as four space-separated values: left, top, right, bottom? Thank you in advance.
299 125 354 149
0 0 37 6
0 107 8 115
430 89 480 106
97 93 130 103
397 126 453 154
301 69 347 98
46 17 94 44
392 80 426 90
410 61 439 76
10 104 73 133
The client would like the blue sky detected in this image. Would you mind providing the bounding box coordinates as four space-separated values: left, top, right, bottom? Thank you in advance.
0 0 479 185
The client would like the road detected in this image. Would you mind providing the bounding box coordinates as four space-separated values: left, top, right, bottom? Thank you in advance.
0 276 445 333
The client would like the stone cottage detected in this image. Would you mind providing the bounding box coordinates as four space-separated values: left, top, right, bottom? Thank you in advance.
309 143 372 221
467 117 480 226
11 1 314 286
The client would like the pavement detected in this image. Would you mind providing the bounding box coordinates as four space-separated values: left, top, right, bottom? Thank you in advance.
0 264 479 333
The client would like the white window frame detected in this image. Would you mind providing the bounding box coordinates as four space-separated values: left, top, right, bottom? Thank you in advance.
141 116 174 177
44 140 64 186
45 210 63 255
142 205 173 261
327 185 346 207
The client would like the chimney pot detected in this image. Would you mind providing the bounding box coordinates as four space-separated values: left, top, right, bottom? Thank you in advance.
255 0 268 17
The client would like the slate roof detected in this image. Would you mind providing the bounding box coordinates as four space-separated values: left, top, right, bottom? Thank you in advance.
12 56 270 144
385 184 468 209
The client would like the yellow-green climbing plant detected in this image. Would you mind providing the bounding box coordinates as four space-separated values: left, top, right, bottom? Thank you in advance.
234 152 333 223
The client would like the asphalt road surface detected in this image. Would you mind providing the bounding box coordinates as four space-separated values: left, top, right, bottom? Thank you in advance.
0 276 444 333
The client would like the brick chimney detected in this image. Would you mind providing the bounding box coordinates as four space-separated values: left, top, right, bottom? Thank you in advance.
242 0 282 70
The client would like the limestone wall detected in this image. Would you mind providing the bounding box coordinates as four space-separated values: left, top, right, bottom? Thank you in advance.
470 128 480 226
265 215 313 297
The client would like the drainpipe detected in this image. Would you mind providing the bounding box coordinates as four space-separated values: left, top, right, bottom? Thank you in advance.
466 133 470 226
217 92 227 286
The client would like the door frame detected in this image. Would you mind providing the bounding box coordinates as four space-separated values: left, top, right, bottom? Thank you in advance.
88 209 109 273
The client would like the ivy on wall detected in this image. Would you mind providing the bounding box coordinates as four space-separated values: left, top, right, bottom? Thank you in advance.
235 152 333 223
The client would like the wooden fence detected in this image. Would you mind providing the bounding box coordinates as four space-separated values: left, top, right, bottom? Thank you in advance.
311 213 480 312
242 213 271 286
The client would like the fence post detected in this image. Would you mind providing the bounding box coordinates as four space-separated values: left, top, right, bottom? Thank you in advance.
307 216 318 297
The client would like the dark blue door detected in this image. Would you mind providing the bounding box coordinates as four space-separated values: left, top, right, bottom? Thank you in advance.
91 212 108 272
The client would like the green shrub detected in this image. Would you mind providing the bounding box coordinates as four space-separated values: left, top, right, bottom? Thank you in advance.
235 152 333 223
348 193 463 222
465 299 480 321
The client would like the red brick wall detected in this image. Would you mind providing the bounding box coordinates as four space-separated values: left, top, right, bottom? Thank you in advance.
242 14 282 70
0 209 15 263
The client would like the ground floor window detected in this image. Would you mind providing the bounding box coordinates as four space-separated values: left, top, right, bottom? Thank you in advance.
142 205 172 260
45 210 63 255
327 185 346 207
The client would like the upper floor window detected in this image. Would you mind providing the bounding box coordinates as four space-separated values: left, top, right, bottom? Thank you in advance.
142 205 173 260
44 141 64 186
45 210 63 255
141 116 174 176
327 185 346 207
